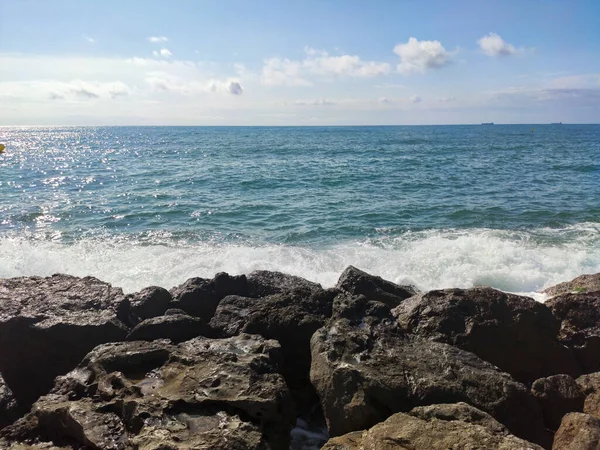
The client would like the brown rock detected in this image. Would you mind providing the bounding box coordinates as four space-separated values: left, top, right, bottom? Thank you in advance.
531 374 585 430
125 313 212 343
0 373 18 429
553 412 600 449
393 287 581 384
543 273 600 297
576 373 600 420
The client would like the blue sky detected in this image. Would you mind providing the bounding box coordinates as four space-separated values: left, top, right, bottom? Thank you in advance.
1 0 599 125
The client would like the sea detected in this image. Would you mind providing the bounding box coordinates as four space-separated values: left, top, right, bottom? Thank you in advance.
1 125 599 300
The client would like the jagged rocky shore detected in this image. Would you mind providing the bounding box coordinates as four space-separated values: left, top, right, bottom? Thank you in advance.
1 268 600 449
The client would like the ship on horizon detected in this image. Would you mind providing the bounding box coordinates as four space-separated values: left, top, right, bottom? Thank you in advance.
550 122 562 125
481 122 494 125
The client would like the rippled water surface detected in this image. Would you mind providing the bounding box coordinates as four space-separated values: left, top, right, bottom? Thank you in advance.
1 125 599 294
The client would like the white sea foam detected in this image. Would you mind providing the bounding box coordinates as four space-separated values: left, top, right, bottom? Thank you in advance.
1 225 599 300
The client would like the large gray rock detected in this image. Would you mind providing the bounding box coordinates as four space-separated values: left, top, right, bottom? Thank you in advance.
543 273 600 298
0 373 18 429
531 374 585 430
393 287 581 384
169 272 249 321
246 270 323 297
553 412 600 450
310 308 550 447
210 288 337 413
126 286 172 323
125 313 212 343
323 403 544 450
0 275 129 408
547 291 600 373
336 266 418 308
0 334 295 450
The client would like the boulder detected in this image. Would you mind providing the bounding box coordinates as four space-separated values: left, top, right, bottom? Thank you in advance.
547 291 600 373
576 373 600 420
0 334 295 450
0 275 129 408
126 286 171 323
335 266 418 308
543 273 600 298
210 288 337 413
531 374 585 430
246 270 323 297
169 272 248 321
553 412 600 450
310 309 550 447
0 373 18 429
393 287 581 384
323 403 544 450
125 313 212 343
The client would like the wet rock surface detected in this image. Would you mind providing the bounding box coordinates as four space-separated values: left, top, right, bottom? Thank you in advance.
543 273 600 297
0 334 295 449
310 302 550 447
322 403 544 450
0 275 129 409
531 374 585 430
547 291 600 373
125 313 212 343
393 287 581 384
335 266 418 308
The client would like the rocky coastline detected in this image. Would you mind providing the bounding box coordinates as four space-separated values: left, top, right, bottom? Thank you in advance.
0 267 599 449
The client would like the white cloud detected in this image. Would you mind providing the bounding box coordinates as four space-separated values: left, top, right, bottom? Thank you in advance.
148 36 168 43
83 35 96 44
375 83 406 89
145 72 243 95
0 79 130 101
294 98 336 106
477 33 516 57
260 47 390 86
153 48 173 58
394 37 452 74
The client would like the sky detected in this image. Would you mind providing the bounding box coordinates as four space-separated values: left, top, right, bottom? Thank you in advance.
1 0 599 125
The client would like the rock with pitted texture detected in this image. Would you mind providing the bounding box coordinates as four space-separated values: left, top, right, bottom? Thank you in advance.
393 287 581 384
169 272 249 321
310 311 550 448
552 412 600 450
335 266 418 308
126 286 172 324
210 288 337 413
531 374 585 430
547 291 600 373
0 275 129 409
543 273 600 298
0 334 295 450
247 270 323 297
125 313 212 343
576 373 600 420
322 403 544 450
0 373 18 429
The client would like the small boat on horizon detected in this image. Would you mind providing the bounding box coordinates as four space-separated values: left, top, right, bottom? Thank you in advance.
550 122 562 125
481 122 494 125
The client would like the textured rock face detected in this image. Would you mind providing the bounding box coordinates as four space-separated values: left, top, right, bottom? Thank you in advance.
322 403 544 450
543 273 600 297
0 334 295 450
547 291 600 373
0 275 129 408
531 374 585 430
211 288 337 413
169 272 249 321
247 270 323 297
553 412 600 450
126 286 172 323
125 313 212 343
393 287 580 384
310 311 549 447
335 266 418 308
0 373 18 429
576 373 600 420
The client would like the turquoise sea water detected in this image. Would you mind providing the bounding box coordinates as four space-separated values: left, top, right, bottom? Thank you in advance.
1 125 599 296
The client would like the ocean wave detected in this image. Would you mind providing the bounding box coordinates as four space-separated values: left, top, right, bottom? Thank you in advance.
1 224 599 299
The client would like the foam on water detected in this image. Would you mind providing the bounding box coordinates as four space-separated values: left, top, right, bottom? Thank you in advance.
1 224 598 300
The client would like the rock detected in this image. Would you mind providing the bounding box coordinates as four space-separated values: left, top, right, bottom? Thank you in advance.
1 334 295 450
335 266 418 308
125 313 212 343
553 412 600 449
531 374 585 430
164 308 187 315
576 373 600 420
0 275 129 409
0 373 18 429
169 272 249 321
323 403 544 450
210 288 337 413
126 286 171 323
247 270 323 297
543 273 600 297
547 291 600 373
310 314 550 447
393 287 581 384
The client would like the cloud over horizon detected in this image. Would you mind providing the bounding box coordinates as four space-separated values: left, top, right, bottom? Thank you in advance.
394 37 453 74
478 33 517 56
